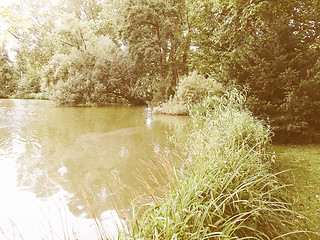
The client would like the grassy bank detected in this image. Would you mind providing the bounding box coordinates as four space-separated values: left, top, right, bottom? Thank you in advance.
124 91 316 239
271 145 320 234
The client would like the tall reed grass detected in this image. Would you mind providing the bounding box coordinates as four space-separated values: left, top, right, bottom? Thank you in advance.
125 90 316 239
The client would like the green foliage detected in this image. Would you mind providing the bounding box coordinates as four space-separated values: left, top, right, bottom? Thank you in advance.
6 0 320 142
12 0 62 97
121 0 191 90
190 90 272 152
153 72 224 115
50 74 108 106
0 5 33 48
189 0 320 142
176 71 224 104
94 0 124 42
134 74 173 105
39 14 145 105
129 90 314 239
0 47 15 98
64 0 103 21
152 97 188 115
274 57 320 142
11 2 148 105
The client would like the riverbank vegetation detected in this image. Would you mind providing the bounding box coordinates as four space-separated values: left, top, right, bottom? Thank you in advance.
1 0 320 142
153 72 224 115
125 91 318 239
1 0 320 238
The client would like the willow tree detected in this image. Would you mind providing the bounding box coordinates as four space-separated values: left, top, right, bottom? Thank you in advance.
5 0 65 98
44 13 148 105
190 0 320 142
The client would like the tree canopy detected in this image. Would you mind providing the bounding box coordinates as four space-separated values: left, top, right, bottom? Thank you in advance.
1 0 320 142
0 47 15 98
189 0 320 142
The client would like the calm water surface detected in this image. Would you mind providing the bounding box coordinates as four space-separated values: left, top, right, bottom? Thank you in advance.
0 99 187 240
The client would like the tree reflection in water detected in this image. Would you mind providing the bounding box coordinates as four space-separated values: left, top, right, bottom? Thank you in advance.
2 100 187 221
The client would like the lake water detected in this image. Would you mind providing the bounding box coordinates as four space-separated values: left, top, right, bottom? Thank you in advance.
0 99 187 240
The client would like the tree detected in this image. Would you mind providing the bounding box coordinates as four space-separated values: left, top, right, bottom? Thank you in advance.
3 0 196 105
61 0 103 21
93 0 125 43
9 0 63 97
0 47 15 98
190 0 320 142
120 0 192 98
0 6 32 47
46 14 147 105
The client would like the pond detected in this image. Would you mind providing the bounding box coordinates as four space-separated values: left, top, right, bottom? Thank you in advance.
0 99 187 240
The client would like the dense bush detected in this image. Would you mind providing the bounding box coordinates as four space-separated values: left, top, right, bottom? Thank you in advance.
50 74 109 106
153 72 224 115
270 57 320 143
0 48 15 98
190 0 320 143
152 97 188 115
176 71 224 104
128 90 314 239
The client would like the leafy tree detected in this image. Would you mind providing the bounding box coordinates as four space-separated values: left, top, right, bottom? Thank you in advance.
62 0 103 21
10 0 63 98
46 14 146 105
5 0 195 105
0 6 32 47
94 0 125 43
121 0 192 98
190 0 320 142
0 47 15 98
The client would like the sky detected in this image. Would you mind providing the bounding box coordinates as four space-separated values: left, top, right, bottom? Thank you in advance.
0 0 19 8
0 0 19 36
0 0 59 59
0 0 20 58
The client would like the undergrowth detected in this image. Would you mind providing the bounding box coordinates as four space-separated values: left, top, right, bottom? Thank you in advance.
153 72 224 116
125 90 318 239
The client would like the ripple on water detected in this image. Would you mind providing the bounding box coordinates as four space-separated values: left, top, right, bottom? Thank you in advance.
0 99 186 239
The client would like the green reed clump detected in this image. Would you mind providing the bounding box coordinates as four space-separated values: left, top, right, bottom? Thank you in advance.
127 90 315 239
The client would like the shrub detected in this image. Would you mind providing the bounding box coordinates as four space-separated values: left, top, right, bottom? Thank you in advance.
153 72 224 115
152 97 188 115
128 90 314 239
0 48 16 98
176 71 224 104
50 74 108 106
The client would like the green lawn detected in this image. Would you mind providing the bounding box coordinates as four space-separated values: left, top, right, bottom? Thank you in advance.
271 145 320 235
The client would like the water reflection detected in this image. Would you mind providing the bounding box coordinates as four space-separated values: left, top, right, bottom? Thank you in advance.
0 99 187 239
